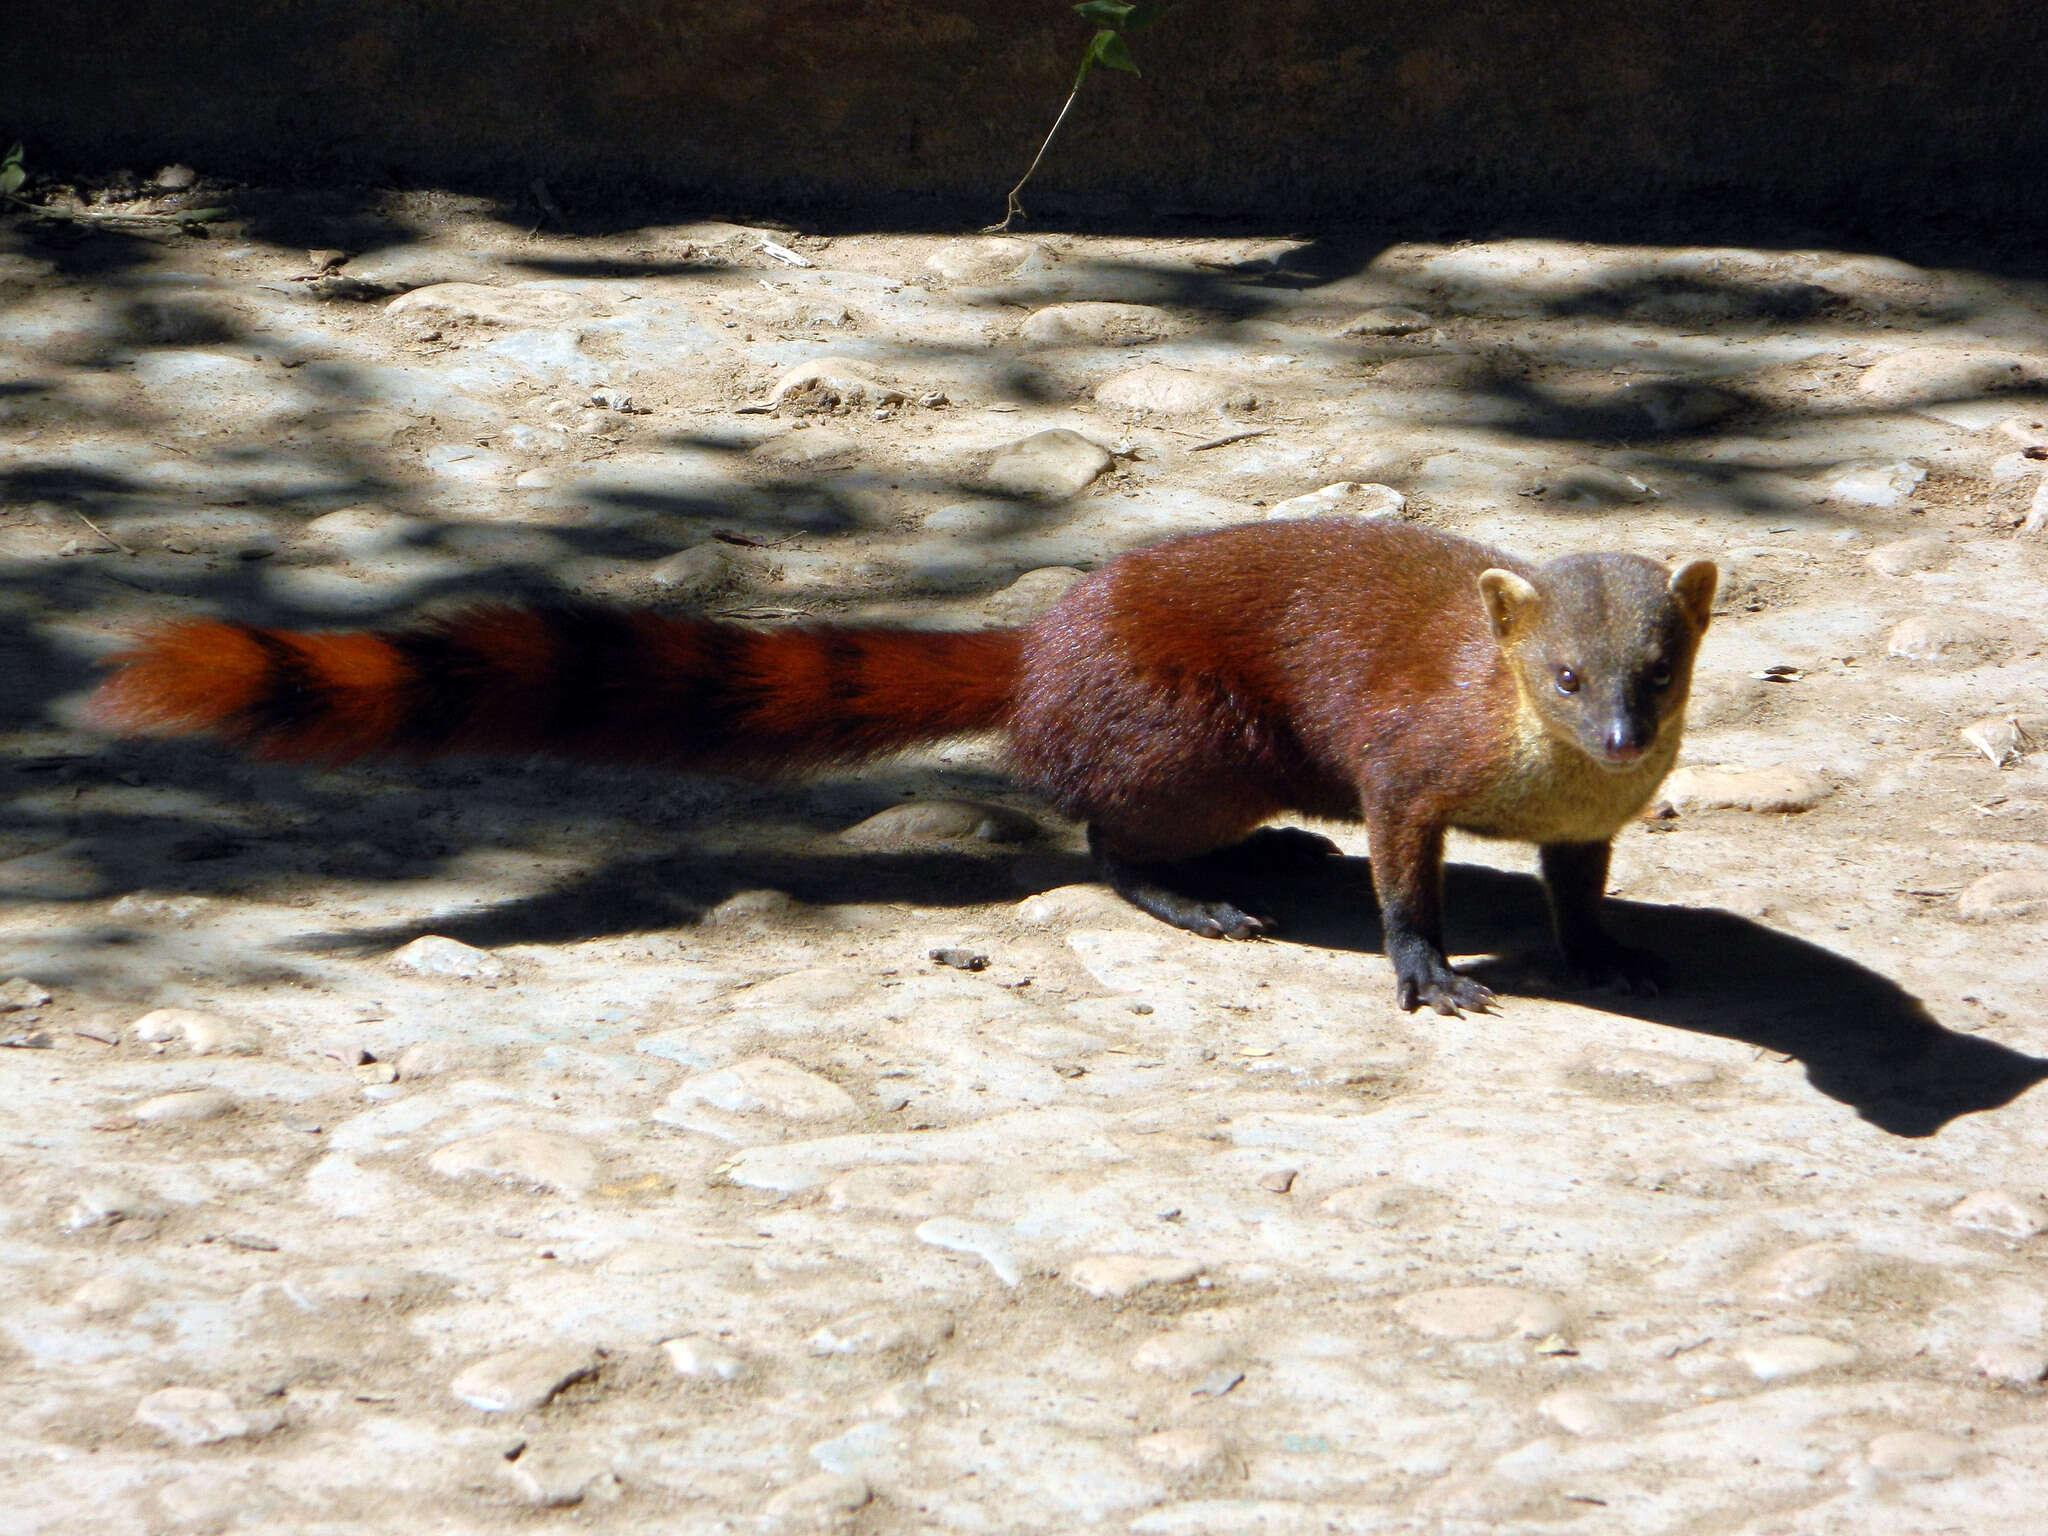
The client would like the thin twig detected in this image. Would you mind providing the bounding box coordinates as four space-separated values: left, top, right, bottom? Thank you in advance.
1188 427 1275 452
984 84 1085 234
4 191 225 226
72 511 133 555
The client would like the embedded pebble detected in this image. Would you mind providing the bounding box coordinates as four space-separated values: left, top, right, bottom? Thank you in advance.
0 976 51 1010
1736 1335 1858 1380
648 542 741 595
1830 460 1926 507
701 888 804 927
1864 534 1952 576
67 1272 140 1314
840 799 1037 847
765 357 906 412
387 935 508 978
502 1446 620 1507
1555 464 1655 504
1263 481 1406 520
386 282 588 326
659 1056 857 1123
1972 1341 2048 1385
1132 1429 1230 1477
983 429 1114 499
808 1310 954 1356
65 1183 156 1230
1950 1188 2048 1239
133 1086 235 1124
662 1335 749 1381
915 1216 1022 1286
1886 612 2005 665
393 1039 469 1079
130 1007 257 1055
1538 1389 1630 1437
1742 1242 1858 1304
426 1129 600 1196
763 1471 871 1520
1341 305 1432 335
1658 764 1832 814
1066 1255 1204 1300
924 238 1041 283
1959 713 2045 767
1095 365 1252 416
982 566 1086 622
449 1344 600 1412
1957 871 2048 922
1131 1330 1233 1377
1020 301 1173 345
1865 1430 1967 1479
134 1387 280 1446
1394 1285 1566 1341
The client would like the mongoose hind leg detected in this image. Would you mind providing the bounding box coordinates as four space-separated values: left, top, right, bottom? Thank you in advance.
1087 825 1271 940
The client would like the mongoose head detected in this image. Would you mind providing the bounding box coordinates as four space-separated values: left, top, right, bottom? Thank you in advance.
1477 553 1718 771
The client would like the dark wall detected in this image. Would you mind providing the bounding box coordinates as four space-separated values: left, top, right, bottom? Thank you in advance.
9 2 2043 235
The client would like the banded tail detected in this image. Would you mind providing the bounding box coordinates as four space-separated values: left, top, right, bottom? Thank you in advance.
90 606 1024 772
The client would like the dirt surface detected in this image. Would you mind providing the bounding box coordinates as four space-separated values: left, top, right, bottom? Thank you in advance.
3 179 2048 1534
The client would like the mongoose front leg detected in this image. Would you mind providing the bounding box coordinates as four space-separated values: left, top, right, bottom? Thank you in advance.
1366 812 1494 1016
1088 825 1270 940
1540 841 1670 995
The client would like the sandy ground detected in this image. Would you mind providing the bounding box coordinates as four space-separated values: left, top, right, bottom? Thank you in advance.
2 179 2048 1534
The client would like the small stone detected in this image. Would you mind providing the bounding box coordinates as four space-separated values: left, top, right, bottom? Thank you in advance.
0 977 51 1011
1830 460 1926 508
427 1129 601 1196
1131 1429 1230 1477
133 1087 234 1124
1258 1168 1298 1194
129 1007 257 1055
1997 413 2048 448
394 1039 468 1079
701 888 803 927
840 800 1037 847
808 1310 953 1356
1066 1255 1203 1300
1960 714 2046 767
1319 1185 1397 1224
134 1387 279 1446
1095 365 1252 416
67 1272 140 1315
502 1446 620 1507
1972 1341 2048 1385
1555 465 1655 504
386 282 588 327
916 1216 1021 1285
153 165 198 191
662 1335 749 1381
1263 481 1406 521
1742 1243 1858 1304
156 1469 253 1530
388 935 508 979
984 429 1114 499
1865 535 1952 577
648 542 740 595
659 1056 857 1124
924 237 1041 283
450 1344 599 1412
1866 1430 1967 1480
1958 871 2048 922
763 1471 871 1520
1658 764 1832 814
1131 1330 1232 1377
1950 1189 2048 1239
1341 305 1431 335
1539 1389 1629 1436
1736 1335 1858 1381
1020 301 1174 345
1886 612 2004 665
65 1183 155 1230
1394 1285 1566 1341
765 357 906 413
982 566 1086 623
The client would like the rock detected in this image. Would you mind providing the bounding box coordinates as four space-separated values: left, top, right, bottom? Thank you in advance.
1341 305 1431 335
700 889 804 927
0 977 51 1010
1830 461 1926 508
840 800 1037 847
764 357 907 413
1538 1390 1629 1436
1132 1429 1230 1477
923 499 1022 537
1887 612 2006 665
426 1130 600 1196
394 1039 469 1079
1658 765 1832 814
648 542 741 595
1973 1341 2048 1385
386 282 589 326
2026 478 2048 535
1066 1255 1203 1300
65 1183 156 1230
808 1310 953 1357
1997 413 2048 448
129 1007 257 1055
1736 1335 1858 1381
301 506 428 556
1095 365 1252 415
134 1387 279 1446
1866 1430 1967 1480
1555 465 1655 504
1855 346 2046 407
824 1164 975 1219
133 1087 235 1124
1021 302 1174 345
982 566 1087 622
1131 1330 1232 1378
659 1055 858 1124
502 1446 620 1507
1865 535 1952 576
763 1471 871 1521
1742 1242 1859 1304
153 164 198 191
924 238 1041 284
916 1217 1022 1286
1263 481 1406 520
68 1272 140 1315
1958 871 2048 922
1950 1188 2048 1239
662 1335 749 1381
302 1154 406 1219
1394 1285 1566 1341
450 1344 599 1412
984 429 1113 499
388 935 508 979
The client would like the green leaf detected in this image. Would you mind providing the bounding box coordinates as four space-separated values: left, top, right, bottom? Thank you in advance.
0 167 22 196
1094 30 1140 74
1073 0 1135 25
1124 2 1173 32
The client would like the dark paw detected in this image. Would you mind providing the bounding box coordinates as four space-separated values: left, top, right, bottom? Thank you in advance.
1562 940 1672 997
1394 954 1497 1017
1189 902 1271 941
1232 826 1344 871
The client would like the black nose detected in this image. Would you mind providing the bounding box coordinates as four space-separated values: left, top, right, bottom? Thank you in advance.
1604 720 1649 761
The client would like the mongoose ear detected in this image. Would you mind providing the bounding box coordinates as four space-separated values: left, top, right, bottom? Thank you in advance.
1477 569 1541 643
1668 560 1718 632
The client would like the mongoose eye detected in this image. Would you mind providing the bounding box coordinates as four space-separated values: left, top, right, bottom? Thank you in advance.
1554 666 1580 695
1648 662 1673 688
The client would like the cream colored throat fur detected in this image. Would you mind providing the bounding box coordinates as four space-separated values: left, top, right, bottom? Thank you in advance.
1456 691 1684 845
